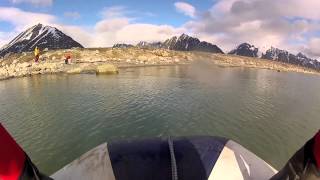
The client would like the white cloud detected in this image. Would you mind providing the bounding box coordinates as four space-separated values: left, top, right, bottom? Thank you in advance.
9 0 53 7
0 6 183 49
95 18 129 32
183 0 320 56
101 6 127 19
1 2 320 59
0 7 56 30
302 38 320 58
174 2 196 18
64 12 81 20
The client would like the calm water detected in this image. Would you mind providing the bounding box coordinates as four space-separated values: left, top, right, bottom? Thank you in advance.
1 63 320 174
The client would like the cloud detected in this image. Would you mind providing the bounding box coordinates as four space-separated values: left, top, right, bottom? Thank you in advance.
57 25 93 47
9 0 53 7
101 6 127 19
85 5 184 47
302 38 320 58
0 31 17 48
1 2 320 59
174 2 196 18
94 18 129 32
183 0 320 56
0 7 56 32
0 6 183 49
64 12 81 20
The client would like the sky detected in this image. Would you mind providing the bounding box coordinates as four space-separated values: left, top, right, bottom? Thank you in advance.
0 0 320 58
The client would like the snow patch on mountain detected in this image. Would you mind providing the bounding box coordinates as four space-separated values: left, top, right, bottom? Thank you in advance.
0 23 83 57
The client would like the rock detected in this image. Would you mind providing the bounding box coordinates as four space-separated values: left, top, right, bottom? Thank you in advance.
4 52 12 58
31 71 41 75
0 68 8 76
66 64 96 74
52 56 56 61
113 44 133 48
12 59 19 64
43 48 49 52
17 62 31 68
67 68 82 74
96 64 118 74
43 63 57 69
138 55 148 62
31 64 42 71
154 50 170 57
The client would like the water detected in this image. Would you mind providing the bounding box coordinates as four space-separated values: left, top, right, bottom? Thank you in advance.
0 63 320 175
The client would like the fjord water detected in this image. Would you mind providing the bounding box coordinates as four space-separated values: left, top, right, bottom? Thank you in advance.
1 64 320 174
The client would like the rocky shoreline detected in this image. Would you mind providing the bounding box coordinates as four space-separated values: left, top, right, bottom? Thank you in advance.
0 47 319 80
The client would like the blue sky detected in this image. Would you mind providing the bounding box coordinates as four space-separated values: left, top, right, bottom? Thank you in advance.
0 0 214 27
0 0 320 58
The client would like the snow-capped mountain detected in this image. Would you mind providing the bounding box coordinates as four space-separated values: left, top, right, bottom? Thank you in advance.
162 34 224 53
262 47 291 62
229 43 259 57
0 23 83 57
261 47 320 70
112 34 224 53
136 41 162 49
113 43 134 48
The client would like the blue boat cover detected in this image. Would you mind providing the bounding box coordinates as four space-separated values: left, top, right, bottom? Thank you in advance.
108 136 227 180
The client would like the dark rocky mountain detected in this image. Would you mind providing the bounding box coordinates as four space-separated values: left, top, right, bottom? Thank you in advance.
136 41 162 49
262 47 291 62
229 43 259 57
0 23 83 57
261 47 320 70
162 34 224 53
113 43 134 48
112 34 224 53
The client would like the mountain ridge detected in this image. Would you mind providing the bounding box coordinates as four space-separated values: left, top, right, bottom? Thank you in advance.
0 23 83 57
1 24 319 71
229 43 319 70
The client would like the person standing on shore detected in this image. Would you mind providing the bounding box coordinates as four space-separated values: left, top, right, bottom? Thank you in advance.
64 53 72 64
34 46 40 63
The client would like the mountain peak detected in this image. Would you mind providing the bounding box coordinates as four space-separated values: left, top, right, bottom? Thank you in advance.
229 43 259 57
162 34 223 53
136 41 162 49
0 24 83 57
179 33 190 39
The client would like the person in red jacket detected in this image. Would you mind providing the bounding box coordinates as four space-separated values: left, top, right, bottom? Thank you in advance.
64 53 72 64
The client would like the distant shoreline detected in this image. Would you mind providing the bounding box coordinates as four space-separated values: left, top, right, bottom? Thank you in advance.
0 48 319 81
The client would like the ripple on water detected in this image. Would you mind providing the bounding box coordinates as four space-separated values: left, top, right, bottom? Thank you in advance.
0 66 320 173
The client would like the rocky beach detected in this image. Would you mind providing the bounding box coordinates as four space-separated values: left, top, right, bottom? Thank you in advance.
0 47 318 81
